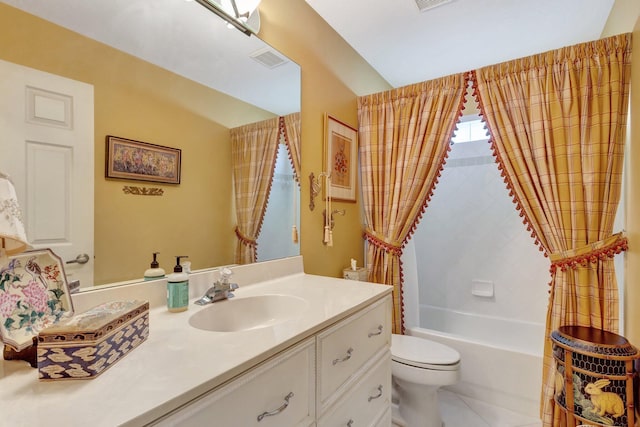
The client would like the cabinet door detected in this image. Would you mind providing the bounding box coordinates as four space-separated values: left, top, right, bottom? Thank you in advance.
154 338 315 427
317 295 392 411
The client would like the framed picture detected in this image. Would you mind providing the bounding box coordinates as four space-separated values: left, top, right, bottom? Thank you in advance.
324 114 358 202
105 135 181 184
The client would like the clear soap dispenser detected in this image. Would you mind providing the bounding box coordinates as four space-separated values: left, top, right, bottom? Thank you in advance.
144 252 165 281
167 256 189 312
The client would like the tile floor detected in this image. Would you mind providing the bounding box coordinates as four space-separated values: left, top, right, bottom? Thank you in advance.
394 390 542 427
439 390 541 427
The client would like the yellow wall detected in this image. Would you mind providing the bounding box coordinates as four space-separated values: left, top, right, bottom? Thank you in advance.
602 0 640 37
0 4 278 284
601 0 640 346
259 0 391 276
624 16 640 346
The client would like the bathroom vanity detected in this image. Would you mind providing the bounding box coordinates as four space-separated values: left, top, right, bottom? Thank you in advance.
0 256 392 426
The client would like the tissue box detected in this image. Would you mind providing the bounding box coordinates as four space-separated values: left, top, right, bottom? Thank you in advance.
343 267 368 281
37 300 149 381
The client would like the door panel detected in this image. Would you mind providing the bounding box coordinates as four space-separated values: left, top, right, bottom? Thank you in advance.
0 59 94 287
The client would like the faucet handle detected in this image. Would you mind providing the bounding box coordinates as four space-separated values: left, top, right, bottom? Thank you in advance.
226 283 239 298
220 267 233 284
211 280 237 293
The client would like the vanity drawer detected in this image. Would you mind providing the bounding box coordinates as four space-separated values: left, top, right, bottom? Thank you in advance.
317 295 391 410
318 348 391 427
154 338 315 427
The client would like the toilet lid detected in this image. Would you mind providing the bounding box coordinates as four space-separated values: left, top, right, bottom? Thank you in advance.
392 334 460 370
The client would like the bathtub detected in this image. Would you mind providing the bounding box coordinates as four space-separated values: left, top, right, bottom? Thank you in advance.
408 305 545 417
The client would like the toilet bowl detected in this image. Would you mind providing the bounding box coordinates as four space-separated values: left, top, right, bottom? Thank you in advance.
391 334 461 427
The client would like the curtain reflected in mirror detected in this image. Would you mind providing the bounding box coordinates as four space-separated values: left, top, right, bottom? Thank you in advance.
258 143 300 262
232 113 301 264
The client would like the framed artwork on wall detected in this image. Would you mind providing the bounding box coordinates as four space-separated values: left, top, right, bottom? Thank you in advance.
105 135 181 184
324 114 358 202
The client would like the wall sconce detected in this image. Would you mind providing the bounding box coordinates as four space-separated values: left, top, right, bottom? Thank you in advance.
309 171 328 211
310 172 347 246
323 209 346 232
195 0 261 36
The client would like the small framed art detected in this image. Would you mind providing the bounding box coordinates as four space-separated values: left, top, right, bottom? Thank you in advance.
324 114 358 202
105 135 181 184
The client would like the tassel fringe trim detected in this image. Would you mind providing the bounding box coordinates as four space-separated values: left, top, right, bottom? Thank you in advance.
549 235 628 273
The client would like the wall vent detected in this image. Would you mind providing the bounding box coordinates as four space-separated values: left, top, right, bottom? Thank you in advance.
250 48 288 69
415 0 453 12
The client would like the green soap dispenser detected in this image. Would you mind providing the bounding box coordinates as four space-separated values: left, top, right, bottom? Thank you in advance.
167 256 189 312
144 252 165 281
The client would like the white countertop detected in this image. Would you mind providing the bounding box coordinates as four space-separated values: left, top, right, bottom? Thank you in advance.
0 268 390 426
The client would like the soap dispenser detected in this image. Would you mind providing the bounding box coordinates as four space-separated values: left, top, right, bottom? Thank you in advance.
167 256 189 312
144 252 165 281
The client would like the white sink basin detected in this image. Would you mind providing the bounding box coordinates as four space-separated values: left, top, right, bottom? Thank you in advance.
188 294 309 332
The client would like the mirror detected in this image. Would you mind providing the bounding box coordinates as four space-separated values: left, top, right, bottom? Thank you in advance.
0 0 301 287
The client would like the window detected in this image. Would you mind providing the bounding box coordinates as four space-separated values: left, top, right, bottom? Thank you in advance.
451 118 488 144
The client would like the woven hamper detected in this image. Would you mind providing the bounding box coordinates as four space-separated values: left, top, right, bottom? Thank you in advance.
551 326 639 427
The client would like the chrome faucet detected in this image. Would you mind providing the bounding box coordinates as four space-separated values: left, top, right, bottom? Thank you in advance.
195 268 239 305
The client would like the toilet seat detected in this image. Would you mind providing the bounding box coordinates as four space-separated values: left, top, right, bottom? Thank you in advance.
391 334 460 371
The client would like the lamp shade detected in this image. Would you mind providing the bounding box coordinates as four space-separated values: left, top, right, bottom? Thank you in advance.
0 172 29 256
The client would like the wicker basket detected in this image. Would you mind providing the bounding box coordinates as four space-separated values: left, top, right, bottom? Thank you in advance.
551 326 639 427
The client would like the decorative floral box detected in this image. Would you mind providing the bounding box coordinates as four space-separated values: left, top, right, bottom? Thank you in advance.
37 300 149 380
1 249 74 352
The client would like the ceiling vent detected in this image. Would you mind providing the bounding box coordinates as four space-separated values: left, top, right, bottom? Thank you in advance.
415 0 453 12
250 48 288 69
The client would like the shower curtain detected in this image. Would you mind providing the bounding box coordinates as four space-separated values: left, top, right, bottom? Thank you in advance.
472 33 631 426
358 74 468 333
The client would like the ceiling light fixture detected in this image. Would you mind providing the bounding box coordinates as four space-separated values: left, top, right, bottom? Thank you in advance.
195 0 261 36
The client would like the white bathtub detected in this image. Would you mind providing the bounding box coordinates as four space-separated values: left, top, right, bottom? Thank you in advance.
408 305 545 417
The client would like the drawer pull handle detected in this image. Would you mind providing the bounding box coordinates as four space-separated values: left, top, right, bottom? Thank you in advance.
347 420 354 427
368 385 383 402
332 347 354 365
368 325 383 338
257 392 294 422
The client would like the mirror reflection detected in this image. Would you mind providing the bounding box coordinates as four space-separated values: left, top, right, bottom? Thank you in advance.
0 0 301 288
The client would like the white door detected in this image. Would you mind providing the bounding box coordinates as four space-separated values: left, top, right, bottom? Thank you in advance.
0 59 94 287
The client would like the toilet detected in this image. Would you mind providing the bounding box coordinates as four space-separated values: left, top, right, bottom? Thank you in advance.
391 334 461 427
